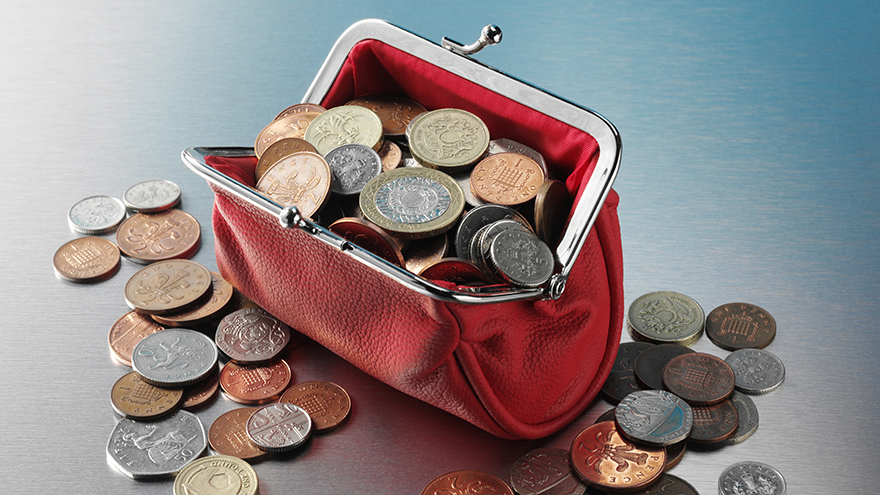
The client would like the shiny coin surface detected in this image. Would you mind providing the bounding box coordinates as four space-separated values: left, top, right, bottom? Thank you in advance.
182 369 220 410
626 474 698 495
152 271 233 327
662 352 736 406
123 179 181 213
378 139 402 171
451 170 487 207
615 390 693 447
215 307 291 364
723 391 760 445
688 399 739 444
718 461 786 495
510 447 587 495
471 152 544 206
255 111 321 158
421 470 514 495
110 370 183 419
470 219 533 275
360 167 465 240
404 233 449 274
279 380 352 432
706 302 777 350
418 258 488 285
601 342 652 404
488 229 555 288
304 105 383 155
329 217 407 267
208 408 270 461
454 204 528 257
108 310 165 366
124 260 212 315
106 409 206 479
345 95 428 136
534 179 572 249
68 195 127 234
254 137 318 183
256 151 332 219
325 143 383 195
53 236 120 283
131 328 218 387
570 421 666 493
116 209 201 263
246 403 312 452
274 102 326 121
627 291 705 346
220 359 291 405
634 343 695 390
725 348 786 394
408 108 490 172
487 138 549 179
173 454 259 495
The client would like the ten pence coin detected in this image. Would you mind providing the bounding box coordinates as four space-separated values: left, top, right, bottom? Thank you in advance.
256 151 332 220
408 108 490 172
345 95 428 136
627 291 704 346
53 236 120 283
470 152 544 206
274 102 326 121
255 111 321 158
254 137 318 183
124 260 212 315
208 408 270 461
106 409 207 479
303 105 384 156
246 403 312 453
151 271 233 327
570 421 666 493
173 455 259 495
662 352 736 406
615 390 693 447
123 179 181 213
279 380 352 432
116 209 201 263
219 359 292 405
131 328 219 388
215 307 291 364
510 447 587 495
110 370 183 420
718 461 786 495
68 195 127 235
421 470 514 495
705 302 776 350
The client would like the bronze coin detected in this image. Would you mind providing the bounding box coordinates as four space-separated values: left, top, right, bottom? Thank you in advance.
182 369 220 410
53 236 120 283
329 217 406 268
108 310 165 366
662 352 735 406
151 272 233 327
570 421 666 493
418 258 489 285
255 151 332 220
279 380 352 432
116 209 201 263
110 370 183 420
663 441 687 471
378 139 402 171
688 399 739 444
219 359 292 405
345 95 428 136
421 470 514 495
601 342 652 404
470 152 544 206
208 407 271 461
123 260 213 315
255 111 321 158
254 137 318 183
404 233 449 275
706 302 777 350
273 102 326 121
594 408 617 424
626 473 698 495
533 179 572 249
633 343 695 391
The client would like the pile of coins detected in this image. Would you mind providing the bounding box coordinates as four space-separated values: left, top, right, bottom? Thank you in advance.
251 97 573 289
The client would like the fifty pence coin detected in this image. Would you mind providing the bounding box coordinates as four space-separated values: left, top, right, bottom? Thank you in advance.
151 271 234 327
255 151 332 219
628 291 705 346
303 105 384 156
108 310 165 367
131 328 219 388
106 409 206 479
124 260 212 315
116 209 201 263
662 352 736 406
53 236 120 283
219 359 292 405
216 307 292 364
110 370 183 420
279 380 352 433
68 195 127 234
510 447 587 495
421 470 514 495
688 399 739 444
601 342 652 404
706 302 776 350
723 391 760 445
324 143 383 195
246 403 312 453
408 108 490 172
487 229 555 288
718 461 786 495
471 152 544 206
615 390 693 447
570 421 666 493
209 408 270 461
123 180 181 213
173 455 259 495
725 348 786 394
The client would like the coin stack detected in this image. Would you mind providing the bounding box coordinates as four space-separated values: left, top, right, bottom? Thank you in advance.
251 97 574 290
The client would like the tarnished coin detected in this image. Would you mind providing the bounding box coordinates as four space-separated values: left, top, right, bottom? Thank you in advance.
534 179 572 249
346 95 428 136
625 474 698 495
487 138 549 179
688 399 739 444
131 328 219 387
256 151 332 219
181 369 220 410
378 139 402 171
246 403 312 452
418 258 488 285
601 342 652 404
634 343 695 390
325 143 383 195
254 137 318 183
255 111 321 158
279 380 352 432
594 408 617 425
68 195 127 234
304 105 384 155
408 108 490 172
404 233 449 275
273 102 326 121
208 408 270 461
124 260 212 315
570 421 666 493
723 391 759 445
220 359 292 405
628 291 705 346
510 448 587 495
662 352 736 406
173 455 259 495
109 310 165 367
615 390 693 447
123 180 181 213
215 307 291 364
471 152 544 206
152 271 233 327
360 167 465 240
664 441 687 471
110 370 183 419
488 229 555 288
106 409 206 479
454 204 529 257
329 217 407 267
725 348 785 395
706 302 776 350
53 236 120 283
116 209 202 263
718 461 786 495
421 470 514 495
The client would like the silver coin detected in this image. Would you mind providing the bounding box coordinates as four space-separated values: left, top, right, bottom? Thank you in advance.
450 171 486 208
67 195 127 234
215 307 291 364
246 403 312 453
510 447 586 495
454 204 528 258
106 409 206 479
725 348 785 394
471 219 532 281
123 179 181 213
627 291 705 346
615 389 694 447
374 175 451 224
324 143 382 195
487 138 549 179
487 229 555 288
132 328 218 388
718 461 786 495
723 391 760 445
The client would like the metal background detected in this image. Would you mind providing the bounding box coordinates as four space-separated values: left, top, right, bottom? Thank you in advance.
1 1 877 493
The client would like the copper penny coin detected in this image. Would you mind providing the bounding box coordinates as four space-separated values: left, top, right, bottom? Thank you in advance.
216 307 291 364
345 95 428 136
53 236 120 283
152 272 233 327
220 359 292 405
688 399 739 444
110 370 183 419
570 421 666 493
664 442 687 471
246 403 312 453
124 260 213 315
273 102 326 121
421 470 514 495
116 209 201 263
628 474 698 495
510 447 588 495
108 310 165 367
255 151 332 219
418 258 489 285
404 233 449 275
601 342 652 404
181 369 220 410
378 139 402 171
470 152 544 206
533 179 572 249
329 217 406 267
662 352 736 406
255 111 321 158
254 137 318 183
705 302 776 350
209 407 271 461
633 343 695 391
279 380 352 432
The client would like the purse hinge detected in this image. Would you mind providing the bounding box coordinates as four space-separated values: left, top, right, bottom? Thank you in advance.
441 25 502 56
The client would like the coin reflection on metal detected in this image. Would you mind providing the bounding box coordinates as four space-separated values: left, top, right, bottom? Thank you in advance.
510 447 587 495
108 310 165 367
422 470 514 495
279 380 352 432
209 408 271 461
706 302 776 350
246 403 312 452
110 370 183 419
570 421 665 493
53 236 120 283
220 359 291 405
662 352 736 406
173 455 259 495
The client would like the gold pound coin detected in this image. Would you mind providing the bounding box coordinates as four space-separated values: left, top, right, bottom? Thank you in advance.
124 260 213 315
407 108 490 172
256 151 332 219
173 455 258 495
470 152 544 206
303 105 384 156
255 111 321 158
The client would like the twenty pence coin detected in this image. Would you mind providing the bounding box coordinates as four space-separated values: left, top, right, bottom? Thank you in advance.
173 455 258 495
151 271 233 327
662 352 736 406
279 380 352 432
246 403 312 452
109 310 165 367
53 236 120 283
110 370 183 419
408 108 490 172
706 302 776 350
256 151 332 219
303 105 384 155
131 328 218 388
615 390 693 447
510 447 587 495
345 95 428 136
124 260 212 315
208 408 270 461
254 137 318 183
219 359 292 405
215 307 291 364
116 209 201 263
471 152 544 206
627 291 704 346
255 111 321 158
421 470 513 495
570 421 665 493
106 409 206 479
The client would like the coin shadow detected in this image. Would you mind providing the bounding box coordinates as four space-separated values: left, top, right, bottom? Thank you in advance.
269 434 314 462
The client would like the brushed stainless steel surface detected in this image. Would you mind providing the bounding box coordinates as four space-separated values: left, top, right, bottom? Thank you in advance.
1 1 878 494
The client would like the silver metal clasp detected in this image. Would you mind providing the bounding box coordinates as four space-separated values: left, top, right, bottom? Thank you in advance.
441 25 502 56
